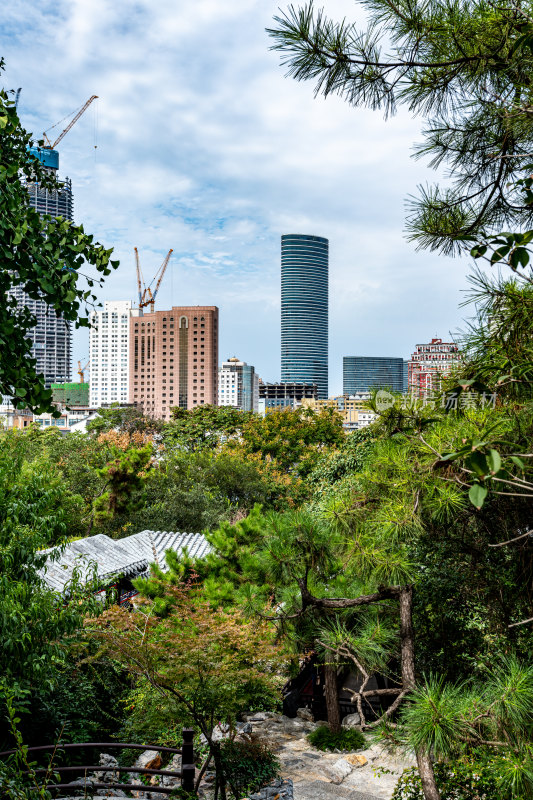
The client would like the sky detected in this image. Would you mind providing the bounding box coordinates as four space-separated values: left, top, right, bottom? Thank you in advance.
1 0 471 394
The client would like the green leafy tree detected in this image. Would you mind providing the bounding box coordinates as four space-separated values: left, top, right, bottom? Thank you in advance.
0 439 92 726
0 65 118 412
91 442 153 530
267 1 533 253
396 659 533 799
166 404 254 451
86 405 164 436
227 406 345 476
89 576 286 800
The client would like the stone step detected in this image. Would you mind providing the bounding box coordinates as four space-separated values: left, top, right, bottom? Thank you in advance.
294 779 383 800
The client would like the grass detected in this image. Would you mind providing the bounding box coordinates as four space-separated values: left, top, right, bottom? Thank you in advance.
307 725 366 752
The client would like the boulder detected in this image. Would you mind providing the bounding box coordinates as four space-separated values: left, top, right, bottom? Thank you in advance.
323 757 353 784
97 752 119 783
134 749 162 771
344 753 367 767
341 712 361 729
242 711 277 722
296 707 314 722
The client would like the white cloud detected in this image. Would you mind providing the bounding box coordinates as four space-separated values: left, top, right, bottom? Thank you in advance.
1 0 471 392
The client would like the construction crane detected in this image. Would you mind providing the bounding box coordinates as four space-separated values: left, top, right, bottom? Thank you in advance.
134 248 174 315
77 359 89 383
43 95 98 150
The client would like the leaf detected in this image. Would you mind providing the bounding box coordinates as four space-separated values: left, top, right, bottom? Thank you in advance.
491 245 511 264
470 244 487 258
466 451 489 478
469 483 488 509
510 456 525 470
487 449 502 475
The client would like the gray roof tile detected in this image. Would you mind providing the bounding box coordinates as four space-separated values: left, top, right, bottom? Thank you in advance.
40 530 212 594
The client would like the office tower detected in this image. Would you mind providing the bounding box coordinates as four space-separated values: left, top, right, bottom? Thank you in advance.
259 381 318 411
403 360 409 393
343 356 406 395
281 234 328 399
129 306 218 420
408 337 461 396
218 357 259 412
89 301 139 408
9 147 74 386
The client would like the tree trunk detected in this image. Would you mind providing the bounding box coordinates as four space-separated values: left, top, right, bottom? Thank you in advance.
399 587 441 800
324 662 341 733
416 749 441 800
211 742 226 800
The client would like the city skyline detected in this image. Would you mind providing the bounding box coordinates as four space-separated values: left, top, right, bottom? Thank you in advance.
2 0 470 395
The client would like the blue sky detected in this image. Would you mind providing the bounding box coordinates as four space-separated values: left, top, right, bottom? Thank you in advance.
2 0 470 394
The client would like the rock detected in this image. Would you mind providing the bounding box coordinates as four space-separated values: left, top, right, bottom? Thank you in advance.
341 712 361 729
344 753 367 767
242 721 253 733
200 722 232 744
134 749 162 771
97 752 119 783
296 707 314 722
242 711 277 722
360 744 383 762
323 757 353 784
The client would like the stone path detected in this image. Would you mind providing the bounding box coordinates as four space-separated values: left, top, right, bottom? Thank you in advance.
241 712 415 800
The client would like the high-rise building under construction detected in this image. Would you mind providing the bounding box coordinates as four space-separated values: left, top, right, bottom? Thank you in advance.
9 146 73 386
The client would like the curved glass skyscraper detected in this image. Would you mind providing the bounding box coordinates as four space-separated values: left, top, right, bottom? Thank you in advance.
281 234 328 398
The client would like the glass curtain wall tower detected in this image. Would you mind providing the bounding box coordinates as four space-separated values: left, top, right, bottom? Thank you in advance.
281 234 328 399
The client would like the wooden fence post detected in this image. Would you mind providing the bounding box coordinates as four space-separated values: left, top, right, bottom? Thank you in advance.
181 728 195 793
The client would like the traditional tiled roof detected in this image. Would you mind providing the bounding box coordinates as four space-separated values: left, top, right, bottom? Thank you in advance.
40 530 211 595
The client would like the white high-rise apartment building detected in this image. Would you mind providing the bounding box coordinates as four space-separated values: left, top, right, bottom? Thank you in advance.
218 357 259 412
89 301 139 408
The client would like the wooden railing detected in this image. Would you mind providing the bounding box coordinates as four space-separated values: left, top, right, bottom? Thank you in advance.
0 728 196 795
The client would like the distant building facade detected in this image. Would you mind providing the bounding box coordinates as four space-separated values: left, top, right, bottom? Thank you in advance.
218 358 259 412
302 393 377 432
408 337 461 396
90 301 139 408
8 149 74 387
281 234 329 398
259 381 318 411
343 356 406 395
129 306 218 420
32 407 95 431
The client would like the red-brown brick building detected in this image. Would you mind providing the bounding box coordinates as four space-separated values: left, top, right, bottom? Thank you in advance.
129 306 218 420
408 337 461 397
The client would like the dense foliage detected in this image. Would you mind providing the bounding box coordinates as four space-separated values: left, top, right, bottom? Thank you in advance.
0 62 117 412
307 725 366 752
219 739 280 798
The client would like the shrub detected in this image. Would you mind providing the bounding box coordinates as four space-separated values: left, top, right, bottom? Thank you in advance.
307 725 366 752
219 739 280 798
392 761 504 800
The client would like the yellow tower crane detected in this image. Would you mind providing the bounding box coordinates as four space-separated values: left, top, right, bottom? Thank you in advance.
77 360 89 383
134 248 174 315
